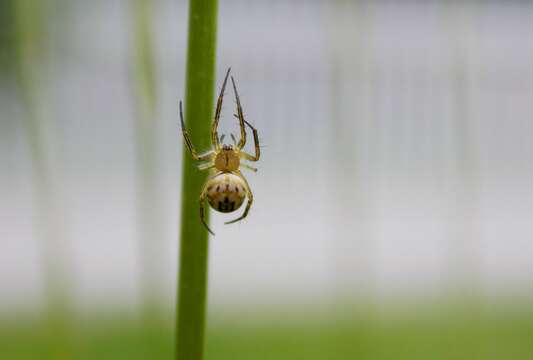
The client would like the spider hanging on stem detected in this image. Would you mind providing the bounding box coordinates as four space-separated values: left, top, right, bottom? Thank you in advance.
179 68 260 235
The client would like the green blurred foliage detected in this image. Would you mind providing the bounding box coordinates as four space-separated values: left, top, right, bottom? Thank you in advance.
2 307 533 360
0 0 17 76
13 0 48 82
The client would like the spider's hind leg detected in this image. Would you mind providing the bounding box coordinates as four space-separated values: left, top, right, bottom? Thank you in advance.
200 184 215 235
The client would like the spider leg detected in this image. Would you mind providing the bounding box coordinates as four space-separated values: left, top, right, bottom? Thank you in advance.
197 162 215 171
199 183 215 235
225 170 253 225
240 119 260 162
212 68 231 150
179 101 215 161
241 163 258 173
230 76 247 150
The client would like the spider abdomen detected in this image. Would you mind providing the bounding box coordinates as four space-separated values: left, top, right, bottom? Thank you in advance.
206 173 246 213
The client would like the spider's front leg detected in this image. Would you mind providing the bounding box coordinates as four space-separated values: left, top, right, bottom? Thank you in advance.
230 76 247 149
225 170 253 225
212 68 231 150
241 119 260 162
241 164 258 173
179 101 215 161
199 183 215 235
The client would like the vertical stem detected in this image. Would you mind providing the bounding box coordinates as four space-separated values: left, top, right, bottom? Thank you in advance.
176 0 218 359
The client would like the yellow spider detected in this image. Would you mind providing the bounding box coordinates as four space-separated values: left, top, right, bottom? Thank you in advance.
179 68 260 235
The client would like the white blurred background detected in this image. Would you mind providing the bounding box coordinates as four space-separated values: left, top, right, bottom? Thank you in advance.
2 0 533 315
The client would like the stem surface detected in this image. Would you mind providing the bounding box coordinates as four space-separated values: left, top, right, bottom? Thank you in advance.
176 0 219 359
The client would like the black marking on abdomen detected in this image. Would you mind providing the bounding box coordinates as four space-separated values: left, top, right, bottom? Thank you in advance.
216 199 236 212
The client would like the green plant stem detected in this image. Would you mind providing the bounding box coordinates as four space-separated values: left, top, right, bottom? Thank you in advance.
176 0 219 359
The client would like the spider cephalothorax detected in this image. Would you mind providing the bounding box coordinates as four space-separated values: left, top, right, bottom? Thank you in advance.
214 144 240 172
179 68 260 235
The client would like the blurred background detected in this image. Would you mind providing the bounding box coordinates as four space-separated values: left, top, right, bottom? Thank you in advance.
2 0 533 359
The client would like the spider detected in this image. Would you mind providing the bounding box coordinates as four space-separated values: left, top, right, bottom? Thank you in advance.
179 68 260 235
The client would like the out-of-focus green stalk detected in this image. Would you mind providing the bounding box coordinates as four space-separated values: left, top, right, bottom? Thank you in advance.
176 0 219 359
14 2 46 151
14 1 72 359
132 0 161 319
14 0 53 315
133 0 157 117
0 0 17 76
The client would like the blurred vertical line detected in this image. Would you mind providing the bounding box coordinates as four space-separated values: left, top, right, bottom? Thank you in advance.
14 0 72 358
176 0 218 359
131 0 163 326
325 0 346 301
445 6 486 355
447 1 481 300
326 0 376 309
